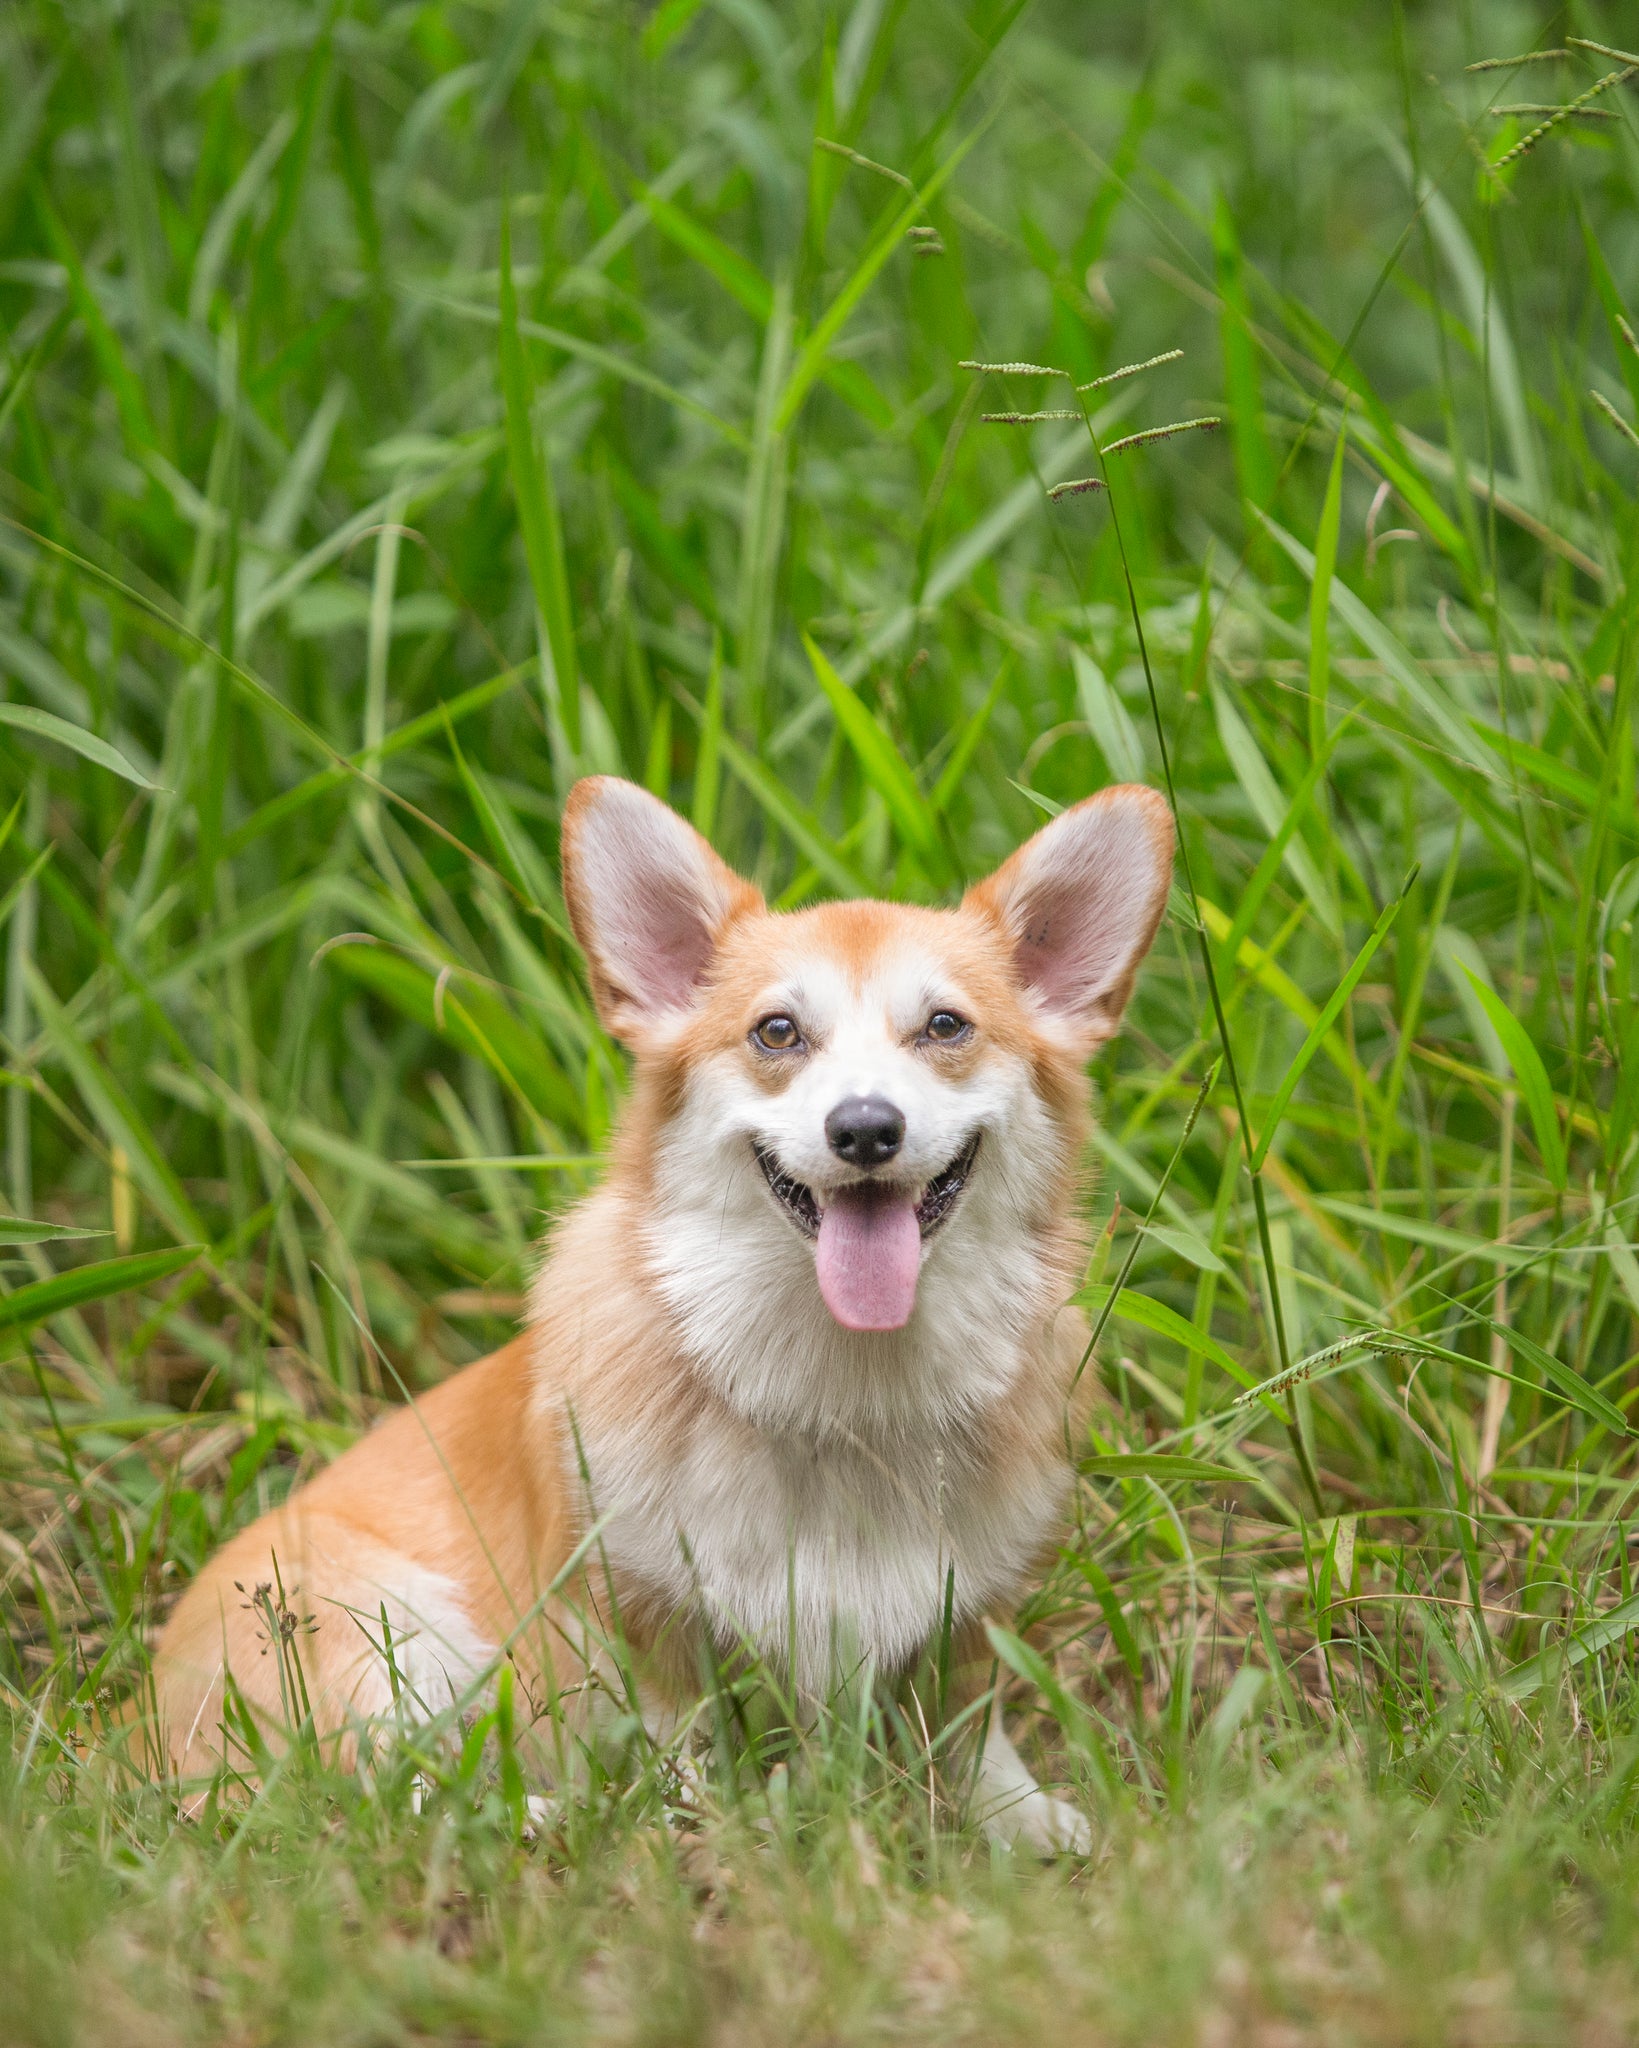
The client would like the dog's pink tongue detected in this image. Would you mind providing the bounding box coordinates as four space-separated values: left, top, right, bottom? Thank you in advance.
815 1186 921 1331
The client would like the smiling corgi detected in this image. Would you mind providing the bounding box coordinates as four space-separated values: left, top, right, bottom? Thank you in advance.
147 774 1172 1850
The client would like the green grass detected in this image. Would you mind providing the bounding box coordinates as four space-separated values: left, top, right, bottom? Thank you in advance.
3 0 1639 2037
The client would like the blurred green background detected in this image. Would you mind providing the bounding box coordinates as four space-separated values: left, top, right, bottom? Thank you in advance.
2 2 1639 2040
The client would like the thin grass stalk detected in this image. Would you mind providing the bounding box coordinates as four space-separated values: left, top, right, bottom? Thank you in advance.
1069 1058 1220 1403
1478 1090 1517 1479
1066 395 1325 1516
737 276 794 741
4 775 43 1217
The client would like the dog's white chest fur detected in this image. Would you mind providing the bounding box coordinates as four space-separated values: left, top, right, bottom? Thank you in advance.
588 1405 1064 1693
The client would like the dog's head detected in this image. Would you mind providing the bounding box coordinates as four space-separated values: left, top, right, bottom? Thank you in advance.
559 776 1172 1428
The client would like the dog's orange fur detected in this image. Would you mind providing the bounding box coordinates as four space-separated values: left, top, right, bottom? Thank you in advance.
148 1336 561 1770
146 777 1172 1799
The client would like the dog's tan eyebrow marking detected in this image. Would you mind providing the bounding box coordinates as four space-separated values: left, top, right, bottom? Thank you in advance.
742 977 799 1012
907 976 973 1021
747 984 824 1045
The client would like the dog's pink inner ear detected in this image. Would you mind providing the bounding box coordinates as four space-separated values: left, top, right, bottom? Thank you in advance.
974 788 1174 1040
562 779 759 1035
596 854 718 1015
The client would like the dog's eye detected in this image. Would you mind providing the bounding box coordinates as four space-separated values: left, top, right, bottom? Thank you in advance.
753 1014 802 1052
924 1010 970 1043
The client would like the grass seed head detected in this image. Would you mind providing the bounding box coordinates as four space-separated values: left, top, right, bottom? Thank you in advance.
814 135 915 193
1493 65 1637 166
958 359 1066 377
1465 49 1569 72
1567 36 1639 67
1102 417 1222 456
1076 349 1185 392
1591 389 1639 453
1490 102 1616 119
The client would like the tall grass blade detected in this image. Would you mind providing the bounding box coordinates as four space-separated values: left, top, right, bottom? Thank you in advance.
802 632 943 874
498 202 579 754
1249 868 1416 1171
0 704 155 789
1459 966 1568 1188
0 1244 202 1335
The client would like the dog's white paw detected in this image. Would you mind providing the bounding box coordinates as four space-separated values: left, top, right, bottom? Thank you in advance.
983 1787 1092 1858
975 1718 1093 1857
522 1792 559 1841
1021 1791 1094 1858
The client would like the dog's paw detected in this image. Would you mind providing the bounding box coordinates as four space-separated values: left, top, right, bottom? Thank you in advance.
522 1792 560 1842
984 1788 1093 1858
1033 1793 1094 1857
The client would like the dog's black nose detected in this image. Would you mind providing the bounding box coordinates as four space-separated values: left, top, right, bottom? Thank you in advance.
825 1094 906 1168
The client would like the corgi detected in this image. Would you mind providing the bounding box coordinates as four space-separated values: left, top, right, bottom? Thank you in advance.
146 774 1172 1850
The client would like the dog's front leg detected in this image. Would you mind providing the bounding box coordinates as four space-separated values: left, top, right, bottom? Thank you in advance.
971 1711 1092 1854
941 1626 1092 1855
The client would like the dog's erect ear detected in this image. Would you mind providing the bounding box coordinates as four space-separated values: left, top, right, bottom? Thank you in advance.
560 777 763 1043
967 785 1174 1045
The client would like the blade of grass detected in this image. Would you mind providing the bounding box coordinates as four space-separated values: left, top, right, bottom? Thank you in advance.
1309 414 1347 759
802 631 944 874
691 633 724 840
1459 965 1568 1189
1249 867 1417 1171
498 200 579 755
931 656 1011 813
0 1244 202 1336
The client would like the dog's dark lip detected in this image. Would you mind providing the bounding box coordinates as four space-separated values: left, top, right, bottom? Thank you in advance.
752 1143 822 1238
914 1131 981 1233
752 1133 981 1243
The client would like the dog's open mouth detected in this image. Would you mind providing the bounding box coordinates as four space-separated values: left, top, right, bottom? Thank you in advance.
752 1133 981 1243
753 1132 981 1331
